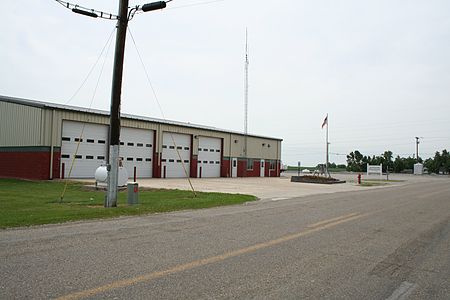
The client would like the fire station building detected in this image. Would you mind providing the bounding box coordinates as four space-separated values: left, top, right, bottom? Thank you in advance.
0 95 282 180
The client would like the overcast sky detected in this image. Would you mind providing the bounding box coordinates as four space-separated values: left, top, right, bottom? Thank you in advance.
1 0 449 166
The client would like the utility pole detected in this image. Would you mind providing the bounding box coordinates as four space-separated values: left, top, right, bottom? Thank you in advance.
243 29 249 175
55 0 169 207
106 0 168 207
106 0 129 207
415 136 420 163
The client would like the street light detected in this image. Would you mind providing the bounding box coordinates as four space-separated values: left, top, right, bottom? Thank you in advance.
72 8 98 18
142 1 167 12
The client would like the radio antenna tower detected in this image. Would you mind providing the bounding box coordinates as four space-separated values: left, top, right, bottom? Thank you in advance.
244 28 249 158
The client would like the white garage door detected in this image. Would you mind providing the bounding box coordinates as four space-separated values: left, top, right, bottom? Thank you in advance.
161 132 191 178
197 136 221 178
119 127 154 178
61 121 154 178
61 121 108 178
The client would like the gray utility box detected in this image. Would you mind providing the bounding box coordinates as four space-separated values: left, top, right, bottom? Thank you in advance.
127 182 139 205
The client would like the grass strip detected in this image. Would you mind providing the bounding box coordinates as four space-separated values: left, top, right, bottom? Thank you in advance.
0 179 256 228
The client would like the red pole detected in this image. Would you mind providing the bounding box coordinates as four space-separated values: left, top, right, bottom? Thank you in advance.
61 163 65 179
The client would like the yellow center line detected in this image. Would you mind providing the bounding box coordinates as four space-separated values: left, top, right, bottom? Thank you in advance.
56 212 368 300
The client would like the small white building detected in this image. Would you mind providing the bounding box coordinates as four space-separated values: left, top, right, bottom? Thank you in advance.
414 163 424 175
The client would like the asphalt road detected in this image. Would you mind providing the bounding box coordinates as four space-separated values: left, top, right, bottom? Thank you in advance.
1 178 449 299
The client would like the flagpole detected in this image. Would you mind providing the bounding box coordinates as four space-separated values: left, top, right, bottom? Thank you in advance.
326 114 329 177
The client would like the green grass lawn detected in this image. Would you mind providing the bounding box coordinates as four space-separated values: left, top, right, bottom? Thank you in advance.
0 179 256 228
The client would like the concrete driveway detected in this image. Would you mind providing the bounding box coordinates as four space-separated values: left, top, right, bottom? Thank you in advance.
136 172 417 200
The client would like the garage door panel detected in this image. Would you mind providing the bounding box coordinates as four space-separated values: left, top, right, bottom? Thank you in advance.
61 121 154 179
120 127 154 178
197 137 221 178
61 121 108 178
162 132 191 178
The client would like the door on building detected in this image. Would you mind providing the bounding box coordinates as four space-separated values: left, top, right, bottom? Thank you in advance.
61 120 154 179
231 157 238 177
161 132 191 178
119 127 154 178
197 136 221 178
61 120 108 178
260 159 265 177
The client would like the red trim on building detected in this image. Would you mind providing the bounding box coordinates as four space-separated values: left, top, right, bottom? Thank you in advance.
265 161 270 177
221 158 230 177
220 139 225 177
152 133 160 178
190 156 198 178
52 151 61 179
190 136 197 178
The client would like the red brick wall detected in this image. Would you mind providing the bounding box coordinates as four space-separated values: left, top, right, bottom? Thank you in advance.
0 148 60 180
238 159 261 177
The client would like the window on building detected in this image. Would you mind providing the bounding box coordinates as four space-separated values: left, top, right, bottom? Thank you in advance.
74 138 83 142
169 146 175 149
98 140 106 144
127 142 134 146
247 158 254 170
270 160 276 170
184 147 190 151
137 143 143 147
145 158 151 162
87 139 94 143
136 158 143 162
62 137 70 141
146 144 152 148
62 154 70 159
97 156 105 160
127 157 133 161
86 155 94 160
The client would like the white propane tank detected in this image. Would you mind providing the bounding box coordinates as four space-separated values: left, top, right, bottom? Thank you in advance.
95 166 108 182
95 165 128 187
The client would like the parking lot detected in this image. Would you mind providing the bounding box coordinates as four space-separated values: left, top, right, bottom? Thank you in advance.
135 172 429 200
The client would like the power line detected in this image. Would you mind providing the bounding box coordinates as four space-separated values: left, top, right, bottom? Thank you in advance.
54 0 119 20
64 28 116 105
127 26 197 196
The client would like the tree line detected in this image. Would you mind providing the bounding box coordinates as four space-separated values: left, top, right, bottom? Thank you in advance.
345 149 450 174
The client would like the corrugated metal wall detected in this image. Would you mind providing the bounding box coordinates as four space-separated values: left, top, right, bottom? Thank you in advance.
1 101 281 161
0 102 43 146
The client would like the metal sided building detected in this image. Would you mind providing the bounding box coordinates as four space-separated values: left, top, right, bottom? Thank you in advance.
0 95 282 180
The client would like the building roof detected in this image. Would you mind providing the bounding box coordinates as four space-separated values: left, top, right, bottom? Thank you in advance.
0 95 283 141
